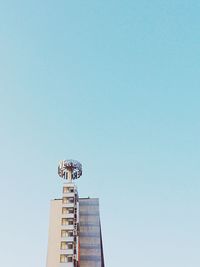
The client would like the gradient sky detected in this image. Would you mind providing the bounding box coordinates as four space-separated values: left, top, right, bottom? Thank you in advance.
0 1 200 267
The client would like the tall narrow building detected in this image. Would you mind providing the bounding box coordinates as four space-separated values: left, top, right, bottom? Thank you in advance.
46 160 105 267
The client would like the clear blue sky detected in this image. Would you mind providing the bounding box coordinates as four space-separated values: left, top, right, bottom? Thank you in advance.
0 1 200 266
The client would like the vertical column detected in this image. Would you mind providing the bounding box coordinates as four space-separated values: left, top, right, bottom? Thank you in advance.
79 198 104 267
60 182 79 267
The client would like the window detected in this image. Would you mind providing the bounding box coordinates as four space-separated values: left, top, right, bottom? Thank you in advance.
61 230 73 237
68 219 73 225
67 243 73 249
61 230 67 237
68 197 74 203
68 231 73 237
63 187 68 193
61 218 68 225
61 242 73 250
63 197 74 204
62 208 67 214
63 208 74 214
60 242 67 250
63 187 74 193
68 208 74 214
62 197 67 204
60 254 67 263
67 257 73 262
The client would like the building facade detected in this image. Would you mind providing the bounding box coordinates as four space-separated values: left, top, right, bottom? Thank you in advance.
79 198 105 267
46 160 105 267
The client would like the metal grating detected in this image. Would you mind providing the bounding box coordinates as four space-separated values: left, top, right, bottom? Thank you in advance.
79 198 105 267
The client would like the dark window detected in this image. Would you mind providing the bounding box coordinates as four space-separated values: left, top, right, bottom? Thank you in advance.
68 257 73 262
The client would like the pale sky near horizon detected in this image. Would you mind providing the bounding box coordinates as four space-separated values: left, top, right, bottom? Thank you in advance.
0 1 200 267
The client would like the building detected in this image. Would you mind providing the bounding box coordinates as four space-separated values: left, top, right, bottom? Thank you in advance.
46 160 105 267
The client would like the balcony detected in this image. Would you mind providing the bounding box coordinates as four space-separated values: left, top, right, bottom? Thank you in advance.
63 214 74 219
60 249 74 255
61 225 74 230
61 236 74 242
59 263 74 267
63 192 75 197
62 203 75 208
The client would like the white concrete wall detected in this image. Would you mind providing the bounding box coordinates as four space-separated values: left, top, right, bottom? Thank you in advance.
46 183 78 267
46 199 62 267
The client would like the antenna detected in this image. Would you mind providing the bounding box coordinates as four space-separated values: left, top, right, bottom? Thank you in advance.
58 159 82 181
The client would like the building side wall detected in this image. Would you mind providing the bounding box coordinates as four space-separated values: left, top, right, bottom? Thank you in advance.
79 198 105 267
46 197 105 267
46 199 62 267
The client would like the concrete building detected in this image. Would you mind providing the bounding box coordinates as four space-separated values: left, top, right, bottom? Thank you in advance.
46 160 105 267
